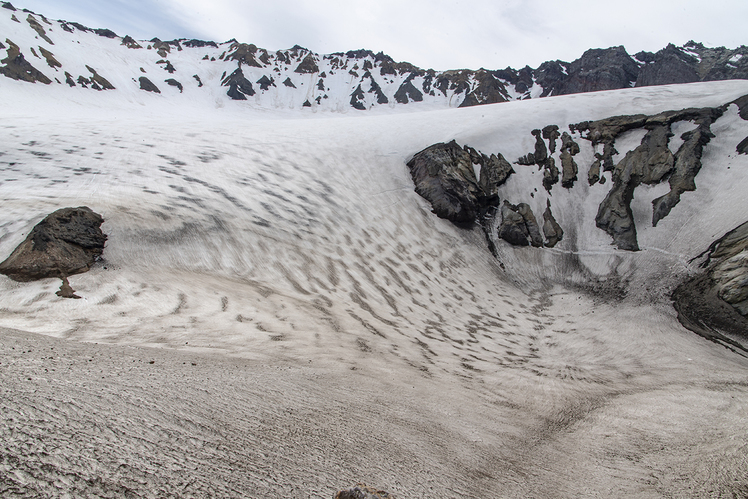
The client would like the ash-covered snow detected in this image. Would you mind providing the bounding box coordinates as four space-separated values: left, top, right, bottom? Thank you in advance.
1 6 748 497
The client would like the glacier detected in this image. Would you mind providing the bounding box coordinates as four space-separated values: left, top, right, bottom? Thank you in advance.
1 4 748 499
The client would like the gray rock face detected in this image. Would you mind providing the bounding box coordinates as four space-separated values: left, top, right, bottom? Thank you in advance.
499 201 543 247
222 68 255 99
0 39 51 84
673 221 748 353
559 132 580 188
573 105 725 250
636 44 700 87
139 76 160 93
394 77 423 104
542 200 563 248
407 141 512 227
0 207 106 282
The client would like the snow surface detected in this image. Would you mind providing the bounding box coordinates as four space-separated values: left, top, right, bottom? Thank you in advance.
2 17 748 495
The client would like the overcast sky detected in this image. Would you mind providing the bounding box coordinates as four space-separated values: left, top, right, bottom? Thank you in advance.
13 0 748 71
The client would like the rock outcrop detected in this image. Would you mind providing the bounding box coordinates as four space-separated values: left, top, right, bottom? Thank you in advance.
222 68 255 99
139 76 160 93
498 201 543 247
542 200 563 248
0 207 107 282
573 105 724 250
673 221 748 353
334 484 395 499
407 140 513 227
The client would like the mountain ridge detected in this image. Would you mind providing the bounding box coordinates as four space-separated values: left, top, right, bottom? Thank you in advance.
2 1 747 111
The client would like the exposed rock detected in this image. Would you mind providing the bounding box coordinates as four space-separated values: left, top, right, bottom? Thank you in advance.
542 200 563 247
673 221 748 353
159 60 176 73
542 157 559 192
651 109 723 226
350 84 366 110
407 140 511 227
221 68 255 100
165 78 182 92
540 47 639 96
738 136 748 155
317 78 325 90
193 74 203 87
0 207 107 282
588 153 602 185
0 39 51 83
2 2 16 10
283 77 296 88
56 276 81 299
26 14 53 45
120 35 141 49
294 53 319 74
595 124 674 250
499 201 543 247
559 132 580 188
302 99 312 107
542 125 560 153
64 71 75 87
86 65 114 90
368 78 388 104
334 484 395 499
150 38 171 58
459 70 508 108
139 76 160 93
394 77 423 104
257 75 274 90
636 44 700 87
39 46 61 68
94 28 117 39
183 39 218 48
227 43 262 68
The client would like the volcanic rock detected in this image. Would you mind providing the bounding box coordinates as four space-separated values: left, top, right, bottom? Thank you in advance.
0 207 106 282
498 201 543 247
394 77 423 104
0 39 51 83
139 76 160 93
222 68 255 99
407 140 511 227
542 200 563 247
673 221 748 353
294 53 319 74
334 484 395 499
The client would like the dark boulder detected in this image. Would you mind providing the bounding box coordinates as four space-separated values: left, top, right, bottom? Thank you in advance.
0 207 106 282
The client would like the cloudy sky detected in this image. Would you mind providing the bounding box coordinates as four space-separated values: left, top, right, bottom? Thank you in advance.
14 0 748 70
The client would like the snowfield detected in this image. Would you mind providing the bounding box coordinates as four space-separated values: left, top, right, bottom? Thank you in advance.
2 39 748 497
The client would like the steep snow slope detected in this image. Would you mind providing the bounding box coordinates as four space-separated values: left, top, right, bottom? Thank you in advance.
1 41 748 498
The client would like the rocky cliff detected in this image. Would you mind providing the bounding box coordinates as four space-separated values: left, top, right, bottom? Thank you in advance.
1 2 746 112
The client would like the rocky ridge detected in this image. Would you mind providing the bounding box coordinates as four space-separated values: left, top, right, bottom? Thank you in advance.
1 2 747 111
408 94 748 253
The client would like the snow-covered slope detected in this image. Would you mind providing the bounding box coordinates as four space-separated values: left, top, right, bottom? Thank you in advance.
2 4 748 498
2 2 748 113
